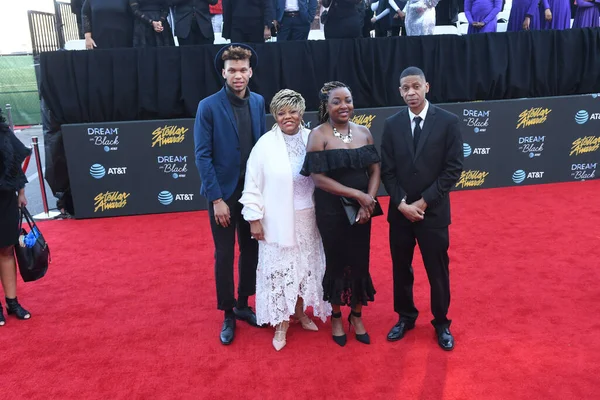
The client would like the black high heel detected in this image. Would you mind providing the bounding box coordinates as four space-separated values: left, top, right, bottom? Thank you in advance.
331 311 347 347
5 297 31 320
348 310 370 345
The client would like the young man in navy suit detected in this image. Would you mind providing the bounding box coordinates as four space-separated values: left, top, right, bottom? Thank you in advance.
194 44 266 345
381 67 463 351
273 0 317 41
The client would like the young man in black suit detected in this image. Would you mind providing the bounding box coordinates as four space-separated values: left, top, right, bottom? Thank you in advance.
172 0 219 46
380 66 463 351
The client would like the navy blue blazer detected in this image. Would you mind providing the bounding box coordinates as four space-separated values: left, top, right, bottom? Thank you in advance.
275 0 318 24
194 87 266 202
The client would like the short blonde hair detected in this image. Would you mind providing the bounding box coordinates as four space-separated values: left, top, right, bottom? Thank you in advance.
270 89 306 117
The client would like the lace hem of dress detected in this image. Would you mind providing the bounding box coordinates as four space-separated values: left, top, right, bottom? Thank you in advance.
301 144 381 176
322 274 376 307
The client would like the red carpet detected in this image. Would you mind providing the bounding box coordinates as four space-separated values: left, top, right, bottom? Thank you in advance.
2 181 600 399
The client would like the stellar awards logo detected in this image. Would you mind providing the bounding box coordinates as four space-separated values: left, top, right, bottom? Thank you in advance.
151 125 189 148
516 107 551 129
94 191 131 213
455 170 489 188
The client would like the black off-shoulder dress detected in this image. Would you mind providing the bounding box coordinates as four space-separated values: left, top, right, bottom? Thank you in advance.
302 144 380 307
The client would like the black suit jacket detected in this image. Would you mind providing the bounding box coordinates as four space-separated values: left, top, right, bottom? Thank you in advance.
222 0 274 39
381 103 463 228
172 0 218 40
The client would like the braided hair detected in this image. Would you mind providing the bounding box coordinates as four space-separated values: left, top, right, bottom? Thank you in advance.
317 81 352 125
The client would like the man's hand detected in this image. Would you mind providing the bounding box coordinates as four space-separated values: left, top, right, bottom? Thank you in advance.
398 202 424 223
397 10 405 18
412 198 427 212
213 200 231 227
272 20 279 32
250 220 265 240
264 25 272 40
152 21 164 33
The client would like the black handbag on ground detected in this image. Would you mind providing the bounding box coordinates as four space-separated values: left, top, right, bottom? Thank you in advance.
14 206 50 282
340 196 383 225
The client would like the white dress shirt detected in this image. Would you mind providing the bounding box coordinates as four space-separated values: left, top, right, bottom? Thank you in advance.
408 100 429 137
285 0 299 11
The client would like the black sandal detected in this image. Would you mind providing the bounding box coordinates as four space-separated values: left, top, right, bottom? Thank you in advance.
5 297 31 320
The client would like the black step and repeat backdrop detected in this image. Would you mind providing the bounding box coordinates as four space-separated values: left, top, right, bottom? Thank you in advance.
63 94 600 219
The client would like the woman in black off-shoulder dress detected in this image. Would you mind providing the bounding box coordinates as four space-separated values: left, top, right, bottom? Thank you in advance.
301 81 381 347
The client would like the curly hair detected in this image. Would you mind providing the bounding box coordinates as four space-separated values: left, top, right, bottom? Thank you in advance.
221 45 252 63
317 81 351 125
270 89 306 118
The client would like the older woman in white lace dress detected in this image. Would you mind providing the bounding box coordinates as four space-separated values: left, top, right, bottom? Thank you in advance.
240 89 331 351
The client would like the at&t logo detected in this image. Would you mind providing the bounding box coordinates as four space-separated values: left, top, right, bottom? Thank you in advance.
462 109 490 133
463 143 490 158
157 156 188 179
158 190 194 206
575 110 600 124
89 164 127 179
517 136 545 158
88 127 119 152
512 169 544 184
571 163 597 180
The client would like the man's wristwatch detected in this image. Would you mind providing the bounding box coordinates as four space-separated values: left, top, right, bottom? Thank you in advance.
400 197 407 205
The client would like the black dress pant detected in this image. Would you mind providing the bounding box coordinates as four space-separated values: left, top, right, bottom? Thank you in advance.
389 223 451 329
230 17 265 43
178 19 214 46
208 182 258 310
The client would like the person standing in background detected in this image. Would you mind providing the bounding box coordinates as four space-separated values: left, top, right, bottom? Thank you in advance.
464 0 502 33
82 0 134 49
274 0 318 41
172 0 218 46
222 0 275 42
210 0 224 33
541 0 570 29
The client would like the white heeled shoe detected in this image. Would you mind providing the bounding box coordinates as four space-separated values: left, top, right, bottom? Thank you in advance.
272 321 289 351
296 313 318 332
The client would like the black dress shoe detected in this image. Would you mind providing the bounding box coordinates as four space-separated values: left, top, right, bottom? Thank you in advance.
436 328 454 351
233 306 260 327
387 320 415 342
220 316 236 345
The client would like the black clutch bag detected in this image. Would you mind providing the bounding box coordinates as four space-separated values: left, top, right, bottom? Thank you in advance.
340 196 383 225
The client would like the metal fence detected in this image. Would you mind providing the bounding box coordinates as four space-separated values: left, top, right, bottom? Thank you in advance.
27 11 61 57
56 1 81 44
0 54 41 126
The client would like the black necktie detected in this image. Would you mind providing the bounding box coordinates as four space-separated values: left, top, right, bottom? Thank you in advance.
413 116 422 152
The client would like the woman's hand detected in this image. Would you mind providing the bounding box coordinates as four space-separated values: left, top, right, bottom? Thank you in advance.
356 207 371 224
85 34 96 49
250 220 265 241
355 191 376 215
545 9 552 21
523 16 531 30
17 190 27 208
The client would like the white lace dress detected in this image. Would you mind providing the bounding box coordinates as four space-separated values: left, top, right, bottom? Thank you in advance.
254 132 331 327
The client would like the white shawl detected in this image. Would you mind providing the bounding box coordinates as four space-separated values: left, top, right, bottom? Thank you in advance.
240 126 311 247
